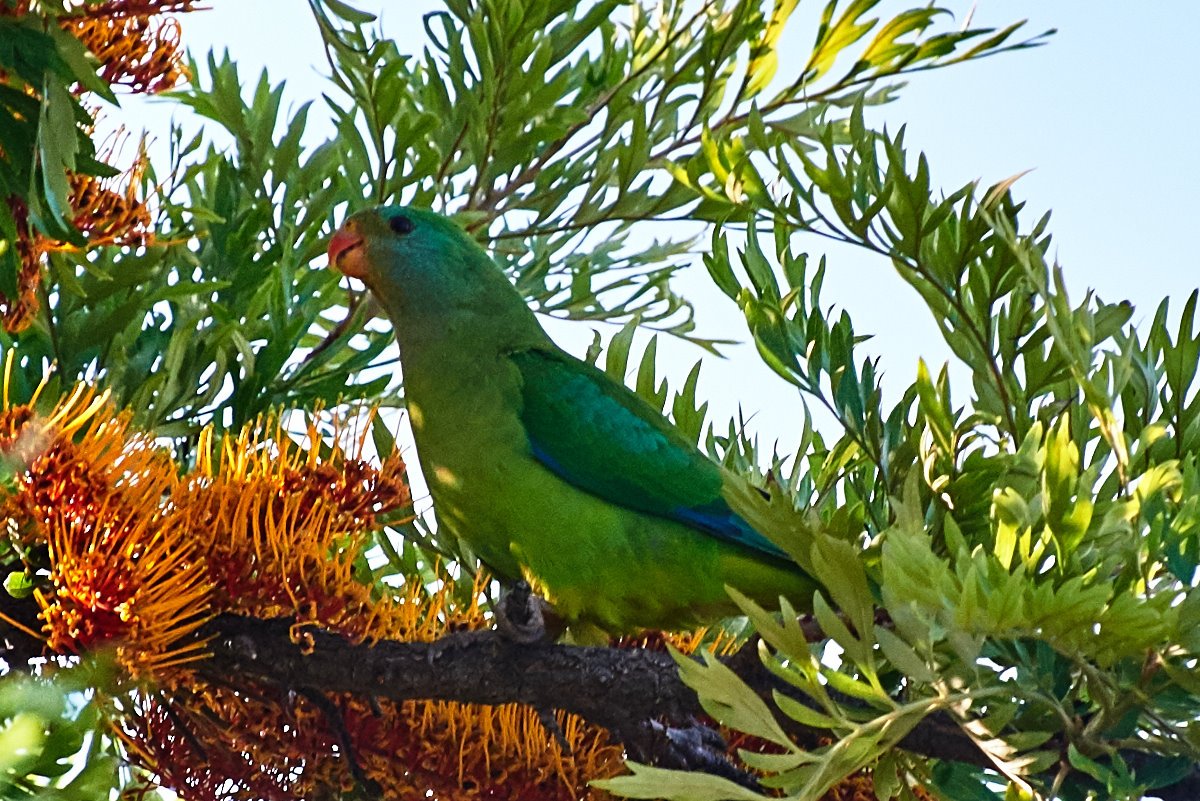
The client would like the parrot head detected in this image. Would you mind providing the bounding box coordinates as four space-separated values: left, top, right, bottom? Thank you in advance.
328 205 497 311
326 205 543 342
327 205 471 285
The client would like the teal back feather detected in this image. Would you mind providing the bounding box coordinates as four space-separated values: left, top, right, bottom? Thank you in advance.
512 349 790 561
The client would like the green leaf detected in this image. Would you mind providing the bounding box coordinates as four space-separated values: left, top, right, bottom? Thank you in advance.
370 414 397 458
35 78 82 241
595 762 765 800
810 533 874 652
1067 744 1110 784
743 0 799 98
737 747 816 774
320 0 378 26
671 647 794 748
727 586 815 663
930 762 1005 801
0 712 45 773
771 690 841 730
3 571 33 599
874 626 935 683
604 316 639 381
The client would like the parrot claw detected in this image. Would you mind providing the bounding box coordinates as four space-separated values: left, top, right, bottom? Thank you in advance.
623 718 761 793
424 581 552 665
493 580 550 644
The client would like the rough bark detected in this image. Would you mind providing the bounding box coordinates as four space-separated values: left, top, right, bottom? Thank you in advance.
198 613 1200 800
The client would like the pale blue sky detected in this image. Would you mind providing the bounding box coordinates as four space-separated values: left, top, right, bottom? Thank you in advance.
125 1 1200 458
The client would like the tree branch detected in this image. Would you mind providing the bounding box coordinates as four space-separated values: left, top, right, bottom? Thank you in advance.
202 612 765 784
5 599 1196 799
197 613 1200 801
201 614 699 741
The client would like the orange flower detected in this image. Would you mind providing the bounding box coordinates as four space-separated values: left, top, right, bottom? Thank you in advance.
4 133 155 331
64 132 154 248
0 383 211 676
2 202 47 332
182 410 412 642
65 6 192 94
1 386 415 669
0 383 630 800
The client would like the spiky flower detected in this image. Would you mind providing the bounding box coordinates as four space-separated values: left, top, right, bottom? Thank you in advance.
64 1 194 94
64 132 154 248
4 135 155 330
0 382 211 675
0 382 642 800
3 200 48 333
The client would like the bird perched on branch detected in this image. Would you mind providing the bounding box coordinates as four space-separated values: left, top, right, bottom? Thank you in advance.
327 206 817 636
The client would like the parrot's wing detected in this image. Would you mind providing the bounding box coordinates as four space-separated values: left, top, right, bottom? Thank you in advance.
509 348 789 561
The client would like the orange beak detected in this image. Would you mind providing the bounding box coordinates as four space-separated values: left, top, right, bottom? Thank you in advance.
327 223 367 279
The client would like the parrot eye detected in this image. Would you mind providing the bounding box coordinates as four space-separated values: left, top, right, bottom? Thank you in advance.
389 214 415 236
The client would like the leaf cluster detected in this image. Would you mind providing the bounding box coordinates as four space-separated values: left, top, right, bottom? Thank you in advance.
0 661 130 800
599 23 1200 799
0 5 120 297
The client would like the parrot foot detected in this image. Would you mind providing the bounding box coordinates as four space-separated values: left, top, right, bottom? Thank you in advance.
493 580 551 644
424 581 552 665
624 718 761 792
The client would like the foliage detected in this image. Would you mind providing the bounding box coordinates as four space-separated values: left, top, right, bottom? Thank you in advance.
0 660 125 800
0 0 1044 439
0 1 117 277
601 51 1200 801
0 0 193 331
3 1 1197 800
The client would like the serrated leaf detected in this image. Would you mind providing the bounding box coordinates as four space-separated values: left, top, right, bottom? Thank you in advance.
744 0 799 98
726 585 812 660
874 626 934 683
671 647 793 748
772 689 841 730
594 761 765 800
813 591 862 661
810 533 874 648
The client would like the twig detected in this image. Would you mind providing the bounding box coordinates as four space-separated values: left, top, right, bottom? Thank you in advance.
298 686 381 799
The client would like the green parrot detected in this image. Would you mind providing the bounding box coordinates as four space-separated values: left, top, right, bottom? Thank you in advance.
327 205 817 634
